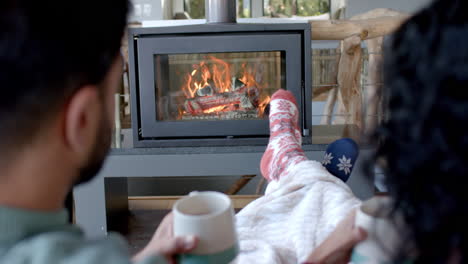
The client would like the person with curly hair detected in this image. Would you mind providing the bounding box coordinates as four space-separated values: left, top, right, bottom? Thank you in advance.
302 0 468 262
372 0 468 262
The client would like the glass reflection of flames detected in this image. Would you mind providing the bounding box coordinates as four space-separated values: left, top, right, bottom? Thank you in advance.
180 55 271 120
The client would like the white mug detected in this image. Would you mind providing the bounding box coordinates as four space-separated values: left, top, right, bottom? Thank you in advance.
173 191 239 264
351 196 404 264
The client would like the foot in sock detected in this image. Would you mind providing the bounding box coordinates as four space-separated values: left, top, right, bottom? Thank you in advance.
321 138 359 182
260 89 307 181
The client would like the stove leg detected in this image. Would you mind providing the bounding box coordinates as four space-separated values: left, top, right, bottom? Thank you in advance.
73 173 108 238
73 174 129 238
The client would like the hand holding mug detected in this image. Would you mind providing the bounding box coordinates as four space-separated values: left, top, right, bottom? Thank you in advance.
173 191 239 264
133 212 199 264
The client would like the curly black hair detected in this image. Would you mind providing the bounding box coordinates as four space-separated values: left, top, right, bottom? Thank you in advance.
375 0 468 263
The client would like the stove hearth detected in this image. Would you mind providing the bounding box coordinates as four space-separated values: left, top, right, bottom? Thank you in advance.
128 23 311 147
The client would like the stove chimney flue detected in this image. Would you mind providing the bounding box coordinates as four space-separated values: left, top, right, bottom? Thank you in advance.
205 0 236 24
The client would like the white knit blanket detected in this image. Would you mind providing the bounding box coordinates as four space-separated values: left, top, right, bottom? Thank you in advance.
235 160 361 263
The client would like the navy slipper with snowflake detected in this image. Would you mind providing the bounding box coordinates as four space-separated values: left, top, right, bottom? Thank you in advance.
321 138 359 182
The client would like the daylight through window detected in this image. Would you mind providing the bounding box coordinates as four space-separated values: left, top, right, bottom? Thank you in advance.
184 0 330 19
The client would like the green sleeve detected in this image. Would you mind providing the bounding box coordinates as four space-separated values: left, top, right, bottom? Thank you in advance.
136 255 170 264
0 231 168 264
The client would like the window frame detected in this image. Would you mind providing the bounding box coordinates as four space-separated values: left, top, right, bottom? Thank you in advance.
173 0 335 19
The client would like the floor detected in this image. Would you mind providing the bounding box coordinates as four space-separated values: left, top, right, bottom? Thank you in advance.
122 209 170 255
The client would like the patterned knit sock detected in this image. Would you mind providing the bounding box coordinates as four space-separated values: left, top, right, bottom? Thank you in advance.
260 89 307 181
321 138 359 182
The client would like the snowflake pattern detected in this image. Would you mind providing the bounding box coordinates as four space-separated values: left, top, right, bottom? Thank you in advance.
261 90 307 181
322 152 334 166
270 113 293 122
276 100 292 112
337 155 353 175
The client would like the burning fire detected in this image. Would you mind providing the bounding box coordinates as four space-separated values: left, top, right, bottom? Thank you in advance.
180 56 271 119
203 105 228 114
257 95 271 117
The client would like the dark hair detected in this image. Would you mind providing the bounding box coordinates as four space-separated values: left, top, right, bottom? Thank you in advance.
375 0 468 262
0 0 129 151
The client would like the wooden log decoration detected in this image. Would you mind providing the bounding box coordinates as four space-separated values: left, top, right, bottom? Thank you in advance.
351 8 407 21
349 8 406 134
320 46 341 125
321 8 407 129
310 8 409 41
334 35 363 127
365 36 384 134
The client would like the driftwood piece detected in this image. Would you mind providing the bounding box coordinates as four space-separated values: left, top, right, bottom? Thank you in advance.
334 35 363 127
322 8 406 129
310 9 409 41
365 37 384 134
351 8 407 20
350 9 405 133
312 85 335 98
320 46 341 125
320 86 338 125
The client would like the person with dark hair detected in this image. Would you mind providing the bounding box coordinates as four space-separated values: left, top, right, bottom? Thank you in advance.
0 1 196 263
373 0 468 262
299 0 468 262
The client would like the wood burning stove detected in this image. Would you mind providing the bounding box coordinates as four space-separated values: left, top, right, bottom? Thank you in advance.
128 23 311 147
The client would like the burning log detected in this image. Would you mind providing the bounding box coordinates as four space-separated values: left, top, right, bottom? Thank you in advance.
184 86 259 115
181 110 259 120
196 85 214 97
231 77 245 91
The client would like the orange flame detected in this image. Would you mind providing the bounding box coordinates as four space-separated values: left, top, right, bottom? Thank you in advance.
258 96 271 118
240 63 258 88
180 55 270 119
203 105 228 114
208 56 232 93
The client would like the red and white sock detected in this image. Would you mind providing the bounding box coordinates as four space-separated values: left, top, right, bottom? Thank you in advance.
260 89 307 181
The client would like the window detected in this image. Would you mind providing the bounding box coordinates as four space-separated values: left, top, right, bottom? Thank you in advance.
184 0 252 19
238 0 252 18
184 0 204 19
183 0 330 19
264 0 330 17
